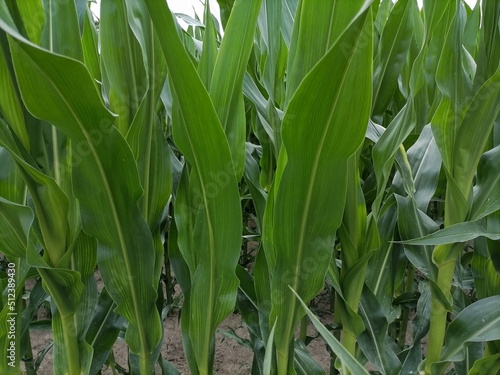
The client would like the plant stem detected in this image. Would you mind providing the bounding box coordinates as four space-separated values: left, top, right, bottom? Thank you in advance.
424 243 461 375
60 314 81 375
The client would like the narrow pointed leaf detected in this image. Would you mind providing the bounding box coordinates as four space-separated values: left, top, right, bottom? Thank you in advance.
441 296 500 361
469 144 500 220
400 221 500 245
266 8 372 371
144 1 242 372
290 287 370 375
4 33 162 362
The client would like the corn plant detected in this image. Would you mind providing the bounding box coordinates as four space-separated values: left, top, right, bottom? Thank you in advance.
1 0 500 375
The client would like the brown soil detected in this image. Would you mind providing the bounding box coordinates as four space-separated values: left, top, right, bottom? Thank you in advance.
26 311 331 374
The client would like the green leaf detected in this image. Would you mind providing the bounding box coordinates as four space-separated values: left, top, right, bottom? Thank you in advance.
469 144 500 220
393 125 442 212
0 118 70 267
4 33 161 369
372 103 416 216
290 287 370 375
81 9 101 82
144 1 242 372
468 354 500 375
293 340 325 375
0 197 33 259
100 0 146 135
358 286 402 375
263 319 277 375
399 221 500 245
441 296 500 362
286 0 373 104
209 0 262 178
396 194 438 280
40 0 83 60
0 31 28 148
15 0 44 44
453 65 500 195
266 7 373 372
372 0 414 117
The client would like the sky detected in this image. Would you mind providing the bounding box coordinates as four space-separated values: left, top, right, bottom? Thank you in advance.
90 0 220 21
90 0 479 22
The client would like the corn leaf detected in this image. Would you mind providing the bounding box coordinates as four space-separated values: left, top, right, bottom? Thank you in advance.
265 7 373 372
0 197 32 259
399 221 500 245
144 1 242 372
209 0 262 178
100 0 145 135
39 0 82 60
438 296 500 364
291 287 370 375
372 0 414 117
4 33 162 371
469 144 500 220
358 286 402 375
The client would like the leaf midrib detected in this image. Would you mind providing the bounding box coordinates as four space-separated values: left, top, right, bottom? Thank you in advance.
284 16 369 349
18 44 149 353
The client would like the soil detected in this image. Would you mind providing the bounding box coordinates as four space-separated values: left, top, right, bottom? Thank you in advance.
26 311 331 375
23 267 332 375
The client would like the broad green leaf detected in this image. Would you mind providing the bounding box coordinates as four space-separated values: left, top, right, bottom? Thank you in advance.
399 282 431 375
475 0 500 84
144 1 242 372
286 0 373 103
209 0 262 178
263 319 276 375
0 31 28 148
393 125 442 212
244 143 267 229
485 212 500 276
293 340 326 375
462 0 480 57
197 1 217 89
440 296 500 362
259 0 283 103
372 103 416 216
159 357 182 375
290 288 370 375
396 194 438 280
372 0 414 117
281 0 298 47
40 0 82 60
266 8 372 372
0 148 25 203
373 0 392 36
453 66 500 195
468 354 500 375
121 0 170 285
0 118 69 267
469 144 500 220
81 9 101 82
101 0 146 135
5 35 161 371
400 221 500 245
15 0 44 44
364 202 397 313
471 237 500 299
358 286 402 375
0 197 33 259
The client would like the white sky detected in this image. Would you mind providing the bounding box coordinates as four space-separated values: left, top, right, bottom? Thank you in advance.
90 0 220 21
90 0 478 23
